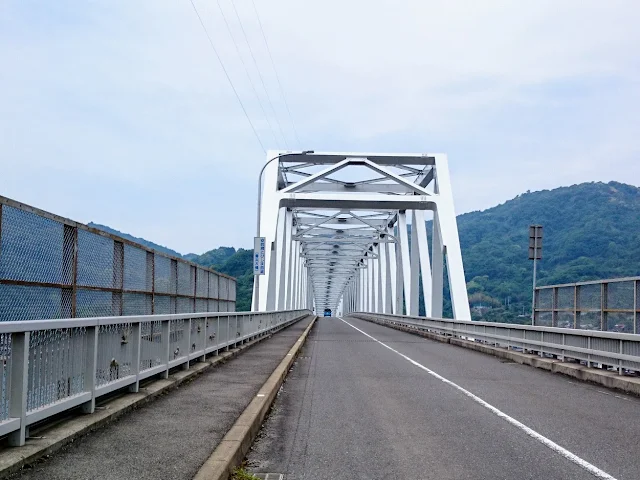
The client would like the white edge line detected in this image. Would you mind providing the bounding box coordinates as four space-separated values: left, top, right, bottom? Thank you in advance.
339 317 617 480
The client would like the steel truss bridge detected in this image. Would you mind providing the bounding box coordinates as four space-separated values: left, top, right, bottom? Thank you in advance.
0 151 639 480
253 151 471 320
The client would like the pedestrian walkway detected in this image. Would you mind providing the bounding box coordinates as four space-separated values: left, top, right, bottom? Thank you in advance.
9 316 314 480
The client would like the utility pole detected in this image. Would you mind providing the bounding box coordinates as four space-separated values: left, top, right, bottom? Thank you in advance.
529 225 543 325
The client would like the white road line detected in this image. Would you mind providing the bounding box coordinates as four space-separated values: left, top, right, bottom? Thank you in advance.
339 317 617 480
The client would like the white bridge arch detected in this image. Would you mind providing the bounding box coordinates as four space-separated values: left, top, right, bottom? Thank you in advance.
253 151 471 320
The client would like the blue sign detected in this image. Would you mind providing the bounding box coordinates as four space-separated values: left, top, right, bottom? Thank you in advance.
254 237 266 275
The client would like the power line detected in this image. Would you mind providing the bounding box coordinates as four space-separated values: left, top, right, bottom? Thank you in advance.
229 0 289 149
188 0 266 154
250 0 302 149
216 0 280 148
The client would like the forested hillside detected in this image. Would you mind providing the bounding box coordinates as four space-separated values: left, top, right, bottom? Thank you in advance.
457 181 640 321
93 181 640 320
186 247 255 311
191 181 640 319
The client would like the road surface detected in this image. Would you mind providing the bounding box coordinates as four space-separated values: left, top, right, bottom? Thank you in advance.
247 315 640 480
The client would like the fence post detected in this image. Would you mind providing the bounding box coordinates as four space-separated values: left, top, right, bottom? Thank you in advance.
147 252 154 315
7 332 29 446
170 259 178 314
182 318 191 371
601 282 608 331
112 241 124 316
205 271 210 313
62 225 78 318
574 285 580 329
81 326 98 414
619 339 624 375
162 320 170 379
192 267 197 314
128 322 142 392
552 287 559 327
634 279 638 335
200 317 207 362
216 316 220 354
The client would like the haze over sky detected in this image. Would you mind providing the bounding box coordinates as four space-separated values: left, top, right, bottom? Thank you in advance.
1 1 639 254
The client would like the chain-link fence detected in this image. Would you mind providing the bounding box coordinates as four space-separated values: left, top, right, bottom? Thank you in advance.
0 196 236 321
534 277 640 333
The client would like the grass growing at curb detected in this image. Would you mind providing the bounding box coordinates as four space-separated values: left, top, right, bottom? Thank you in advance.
232 467 260 480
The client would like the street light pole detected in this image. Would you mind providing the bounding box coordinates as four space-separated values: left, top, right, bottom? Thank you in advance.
253 150 314 311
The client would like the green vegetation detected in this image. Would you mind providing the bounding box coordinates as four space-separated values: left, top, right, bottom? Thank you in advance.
457 181 640 321
95 181 640 322
187 247 255 311
231 467 260 480
183 246 236 267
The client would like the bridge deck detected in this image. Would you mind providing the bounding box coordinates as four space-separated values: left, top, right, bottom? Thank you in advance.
247 316 640 480
10 316 314 480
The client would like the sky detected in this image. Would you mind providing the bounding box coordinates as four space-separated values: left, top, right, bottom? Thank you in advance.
1 0 639 254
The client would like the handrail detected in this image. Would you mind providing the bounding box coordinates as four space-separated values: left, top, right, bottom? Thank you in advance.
0 309 311 447
349 312 640 377
353 313 640 340
0 310 308 333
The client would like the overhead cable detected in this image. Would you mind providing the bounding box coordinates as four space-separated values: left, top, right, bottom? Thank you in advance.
250 0 302 148
188 0 266 153
216 0 280 148
229 0 289 149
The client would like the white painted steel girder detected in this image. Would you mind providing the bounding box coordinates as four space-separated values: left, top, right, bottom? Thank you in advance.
253 151 471 320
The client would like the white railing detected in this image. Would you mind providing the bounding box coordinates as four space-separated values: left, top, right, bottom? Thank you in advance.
0 309 310 446
350 312 640 376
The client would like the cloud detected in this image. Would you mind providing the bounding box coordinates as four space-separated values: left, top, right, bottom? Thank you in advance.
1 0 639 253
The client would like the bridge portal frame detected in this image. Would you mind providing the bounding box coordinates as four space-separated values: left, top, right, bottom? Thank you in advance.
253 151 471 320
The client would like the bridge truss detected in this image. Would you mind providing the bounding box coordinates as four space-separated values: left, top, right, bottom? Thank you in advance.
253 151 471 320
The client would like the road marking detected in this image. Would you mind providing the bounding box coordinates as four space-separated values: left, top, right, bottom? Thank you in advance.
339 317 617 480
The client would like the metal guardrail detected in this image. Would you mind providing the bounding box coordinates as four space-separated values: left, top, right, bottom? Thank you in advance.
534 277 640 333
0 309 310 446
350 312 640 376
0 196 236 321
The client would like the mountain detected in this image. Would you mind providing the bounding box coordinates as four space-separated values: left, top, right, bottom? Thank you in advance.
185 247 237 269
186 247 254 311
192 181 640 318
88 223 183 258
457 181 640 321
92 181 640 319
84 223 253 310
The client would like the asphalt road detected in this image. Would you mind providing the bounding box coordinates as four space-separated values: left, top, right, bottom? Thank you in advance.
10 316 314 480
246 316 640 480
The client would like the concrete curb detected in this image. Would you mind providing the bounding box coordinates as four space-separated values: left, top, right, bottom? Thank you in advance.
354 315 640 397
0 315 310 480
193 316 318 480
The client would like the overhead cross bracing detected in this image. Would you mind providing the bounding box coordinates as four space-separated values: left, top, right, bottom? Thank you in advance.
253 151 471 320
